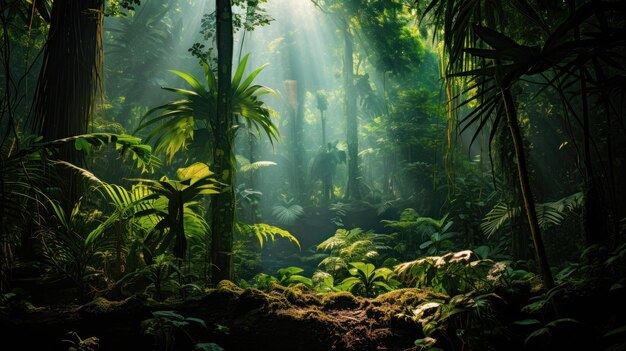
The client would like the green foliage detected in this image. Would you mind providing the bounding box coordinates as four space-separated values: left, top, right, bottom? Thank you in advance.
271 197 304 226
276 266 313 288
236 155 276 174
245 266 312 290
383 210 454 257
394 250 515 296
41 199 105 300
62 331 99 351
191 0 273 63
328 202 350 227
142 310 221 351
135 54 278 162
317 228 392 276
129 253 179 301
105 0 142 17
126 163 219 261
401 292 503 351
383 209 448 236
418 221 459 255
235 222 300 249
482 192 583 237
311 271 336 293
15 133 155 173
335 262 399 297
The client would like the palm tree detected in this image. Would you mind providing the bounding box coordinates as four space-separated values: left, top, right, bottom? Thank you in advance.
418 0 626 288
135 53 278 283
416 0 556 287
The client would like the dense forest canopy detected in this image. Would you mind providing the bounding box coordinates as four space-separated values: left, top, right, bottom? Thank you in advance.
1 0 625 350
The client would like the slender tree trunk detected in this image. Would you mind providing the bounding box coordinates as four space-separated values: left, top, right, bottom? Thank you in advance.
293 95 305 203
343 25 360 201
321 109 327 147
501 88 554 289
495 121 530 260
32 0 104 204
211 0 234 284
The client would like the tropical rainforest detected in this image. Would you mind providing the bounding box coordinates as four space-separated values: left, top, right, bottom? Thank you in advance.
1 0 625 350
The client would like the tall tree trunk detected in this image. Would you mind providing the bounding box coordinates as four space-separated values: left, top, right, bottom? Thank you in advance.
501 88 554 289
32 0 104 204
295 83 306 202
211 0 234 284
343 25 360 201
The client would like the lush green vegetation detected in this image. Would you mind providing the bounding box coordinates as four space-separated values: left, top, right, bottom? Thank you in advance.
1 0 625 350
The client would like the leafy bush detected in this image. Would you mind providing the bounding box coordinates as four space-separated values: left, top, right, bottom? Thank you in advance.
317 227 392 277
335 262 400 297
394 250 520 296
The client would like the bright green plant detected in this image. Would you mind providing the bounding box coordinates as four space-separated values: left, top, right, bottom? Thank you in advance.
93 182 158 277
134 53 278 162
276 266 313 288
244 266 312 291
317 227 391 277
336 262 398 297
125 163 219 262
235 222 300 249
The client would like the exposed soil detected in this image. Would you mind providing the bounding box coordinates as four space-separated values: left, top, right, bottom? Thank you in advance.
1 282 445 351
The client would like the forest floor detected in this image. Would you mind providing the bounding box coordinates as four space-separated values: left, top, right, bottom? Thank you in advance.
2 275 624 351
2 281 445 350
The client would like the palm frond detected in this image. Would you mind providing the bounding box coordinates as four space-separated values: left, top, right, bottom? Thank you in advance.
271 203 304 226
482 192 583 237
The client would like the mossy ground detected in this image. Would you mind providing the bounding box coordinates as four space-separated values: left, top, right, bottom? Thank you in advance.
2 283 439 350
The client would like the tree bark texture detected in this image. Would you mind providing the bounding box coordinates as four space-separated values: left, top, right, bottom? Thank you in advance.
211 0 235 284
32 0 104 203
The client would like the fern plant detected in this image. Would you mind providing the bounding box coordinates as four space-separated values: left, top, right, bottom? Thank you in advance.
481 192 583 237
317 227 392 278
235 222 300 249
41 199 105 301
